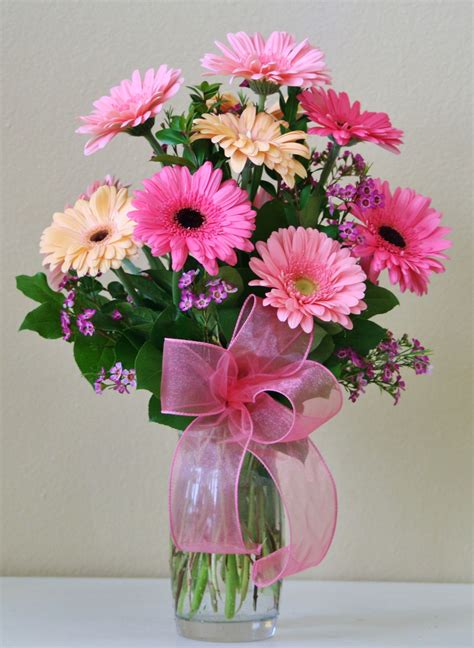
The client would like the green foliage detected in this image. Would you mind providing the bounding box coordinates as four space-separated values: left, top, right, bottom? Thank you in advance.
155 128 188 146
114 327 148 368
299 191 319 227
135 341 163 396
252 199 288 243
16 273 63 306
216 307 240 343
148 395 194 431
151 306 203 350
73 334 115 383
334 318 387 355
151 153 194 169
309 335 335 363
19 302 62 339
361 282 399 319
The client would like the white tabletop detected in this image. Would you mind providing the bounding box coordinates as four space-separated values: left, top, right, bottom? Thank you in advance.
1 578 472 648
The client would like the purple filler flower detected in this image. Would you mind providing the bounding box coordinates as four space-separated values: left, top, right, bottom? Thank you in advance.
193 293 212 310
178 269 200 289
76 309 96 336
112 309 123 320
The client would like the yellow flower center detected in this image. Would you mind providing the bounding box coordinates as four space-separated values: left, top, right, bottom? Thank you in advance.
294 276 317 296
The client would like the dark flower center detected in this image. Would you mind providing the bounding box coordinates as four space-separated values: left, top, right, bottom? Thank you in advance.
379 226 406 248
175 208 204 229
89 228 110 243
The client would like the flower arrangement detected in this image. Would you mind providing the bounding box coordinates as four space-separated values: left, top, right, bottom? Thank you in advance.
17 31 450 640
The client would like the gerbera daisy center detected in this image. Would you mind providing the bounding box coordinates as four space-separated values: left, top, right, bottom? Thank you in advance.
89 227 111 243
175 208 205 230
294 276 318 296
379 225 406 248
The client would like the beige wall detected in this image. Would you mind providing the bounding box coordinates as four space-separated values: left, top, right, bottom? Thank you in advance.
1 0 472 582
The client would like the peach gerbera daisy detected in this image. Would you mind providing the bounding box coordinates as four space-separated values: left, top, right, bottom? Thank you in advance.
191 105 310 188
249 227 367 332
201 31 330 90
40 185 139 277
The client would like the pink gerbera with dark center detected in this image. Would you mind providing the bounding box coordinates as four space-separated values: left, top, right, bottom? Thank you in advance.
131 162 256 275
350 180 451 295
77 67 183 155
249 226 367 333
298 88 404 153
201 31 330 89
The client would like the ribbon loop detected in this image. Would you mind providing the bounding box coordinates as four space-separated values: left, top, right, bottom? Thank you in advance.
161 296 343 586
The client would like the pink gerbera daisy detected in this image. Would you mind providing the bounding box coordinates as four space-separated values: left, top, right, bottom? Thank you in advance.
130 162 256 275
77 67 183 155
201 31 330 90
298 88 404 153
350 180 451 295
249 227 367 333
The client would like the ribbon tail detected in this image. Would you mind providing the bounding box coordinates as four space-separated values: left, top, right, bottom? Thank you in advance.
249 437 338 587
169 414 259 555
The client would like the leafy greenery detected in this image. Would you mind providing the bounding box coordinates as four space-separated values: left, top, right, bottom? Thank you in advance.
19 302 63 339
361 282 399 319
16 273 63 306
73 335 115 383
149 395 194 431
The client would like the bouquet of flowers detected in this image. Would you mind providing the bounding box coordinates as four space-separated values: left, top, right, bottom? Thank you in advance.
17 31 450 641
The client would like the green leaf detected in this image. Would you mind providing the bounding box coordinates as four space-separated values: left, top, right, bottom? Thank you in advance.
146 268 173 292
155 128 188 145
123 273 170 307
318 224 339 240
151 307 202 350
73 334 115 383
19 302 63 339
309 335 335 363
309 323 328 352
299 193 319 227
334 318 387 355
151 154 194 169
361 282 399 319
217 267 244 306
114 327 148 368
252 199 288 243
148 395 194 431
217 307 240 343
107 281 127 299
135 341 163 396
16 273 63 306
79 276 104 294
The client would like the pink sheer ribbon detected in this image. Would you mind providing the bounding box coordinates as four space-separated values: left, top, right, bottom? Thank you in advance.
161 295 343 587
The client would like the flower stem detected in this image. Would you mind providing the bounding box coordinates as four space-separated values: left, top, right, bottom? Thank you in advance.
112 267 140 305
313 142 341 217
142 128 166 156
257 94 266 112
249 165 263 202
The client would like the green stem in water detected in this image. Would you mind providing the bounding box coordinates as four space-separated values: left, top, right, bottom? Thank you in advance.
190 553 209 615
112 267 140 305
225 555 238 619
142 128 166 156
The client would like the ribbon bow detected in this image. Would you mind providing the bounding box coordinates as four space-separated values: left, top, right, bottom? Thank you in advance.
161 296 342 587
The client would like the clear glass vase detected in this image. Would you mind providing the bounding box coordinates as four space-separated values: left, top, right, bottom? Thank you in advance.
170 453 283 642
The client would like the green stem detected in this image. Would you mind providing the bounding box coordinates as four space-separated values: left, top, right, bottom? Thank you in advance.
313 143 341 218
319 143 341 189
112 267 140 306
225 555 238 619
257 94 266 112
171 271 180 306
142 128 166 156
249 165 263 202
